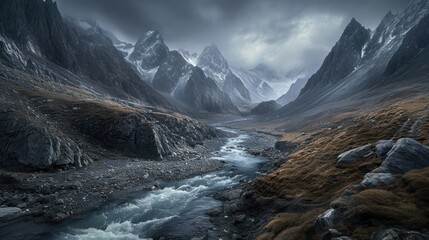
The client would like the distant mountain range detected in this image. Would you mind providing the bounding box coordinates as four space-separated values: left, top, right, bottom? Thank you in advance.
110 30 300 112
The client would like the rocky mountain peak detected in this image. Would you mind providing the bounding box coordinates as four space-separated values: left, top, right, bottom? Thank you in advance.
341 18 368 41
300 17 370 94
129 30 169 70
197 44 229 71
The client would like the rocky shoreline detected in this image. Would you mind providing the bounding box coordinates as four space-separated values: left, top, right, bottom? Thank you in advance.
0 134 232 229
208 133 293 240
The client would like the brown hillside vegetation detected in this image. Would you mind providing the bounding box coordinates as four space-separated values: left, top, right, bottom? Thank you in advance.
253 96 429 239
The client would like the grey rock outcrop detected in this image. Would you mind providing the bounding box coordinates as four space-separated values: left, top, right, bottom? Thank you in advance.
379 138 429 174
0 112 87 169
361 173 395 188
375 140 394 159
0 207 22 218
336 144 372 165
371 228 429 240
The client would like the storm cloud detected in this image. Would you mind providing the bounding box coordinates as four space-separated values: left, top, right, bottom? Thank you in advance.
56 0 409 73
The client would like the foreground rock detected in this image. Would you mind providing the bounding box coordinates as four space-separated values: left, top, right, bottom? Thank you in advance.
336 144 372 165
360 173 395 188
375 140 394 159
371 228 429 240
379 138 429 174
0 207 22 218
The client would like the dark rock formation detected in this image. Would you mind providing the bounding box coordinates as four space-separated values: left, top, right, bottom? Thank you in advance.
375 140 394 159
301 18 370 94
385 14 429 75
336 144 372 165
250 100 281 115
0 111 88 169
0 0 174 109
371 228 429 240
128 30 169 70
152 51 193 94
379 138 429 174
179 67 239 113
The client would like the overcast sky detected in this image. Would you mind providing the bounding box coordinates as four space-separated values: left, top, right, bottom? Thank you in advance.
56 0 409 73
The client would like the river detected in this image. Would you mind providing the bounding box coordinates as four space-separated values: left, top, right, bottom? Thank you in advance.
3 128 271 239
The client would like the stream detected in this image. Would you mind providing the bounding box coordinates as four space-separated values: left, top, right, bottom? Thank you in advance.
3 128 270 240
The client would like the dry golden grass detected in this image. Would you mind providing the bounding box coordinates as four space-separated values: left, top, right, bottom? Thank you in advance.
254 100 429 239
256 209 325 240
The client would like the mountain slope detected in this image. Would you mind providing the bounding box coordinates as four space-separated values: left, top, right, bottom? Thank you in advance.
267 0 429 125
0 0 225 171
231 66 277 103
197 45 251 104
0 1 174 109
300 18 370 94
276 77 308 106
178 67 239 113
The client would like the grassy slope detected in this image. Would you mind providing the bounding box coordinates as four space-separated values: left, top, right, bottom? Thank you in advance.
252 95 429 239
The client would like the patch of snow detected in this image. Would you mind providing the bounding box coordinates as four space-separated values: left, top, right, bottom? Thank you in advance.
77 21 92 30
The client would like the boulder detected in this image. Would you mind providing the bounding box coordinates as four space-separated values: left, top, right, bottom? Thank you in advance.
336 144 372 165
0 207 22 218
361 173 395 188
371 228 429 240
379 138 429 174
315 209 336 231
375 140 394 159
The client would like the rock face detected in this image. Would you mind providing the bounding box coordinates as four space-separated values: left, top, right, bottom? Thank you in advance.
375 140 394 159
379 138 429 174
0 111 88 169
152 51 193 94
250 100 281 115
231 66 276 103
0 1 174 109
371 228 429 240
73 109 223 159
361 173 395 188
179 67 239 113
336 144 372 165
0 207 22 218
197 45 251 103
276 77 308 106
128 30 169 70
385 13 429 75
301 18 370 94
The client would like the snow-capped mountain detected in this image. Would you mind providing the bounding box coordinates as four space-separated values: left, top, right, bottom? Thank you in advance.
152 50 193 95
196 45 251 105
178 67 239 113
115 31 239 113
231 66 276 103
270 0 429 118
177 49 199 66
